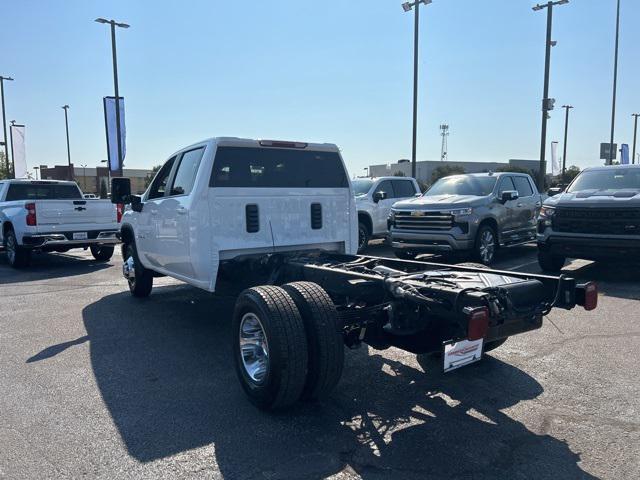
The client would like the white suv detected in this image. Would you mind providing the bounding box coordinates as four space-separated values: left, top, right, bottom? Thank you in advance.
353 176 421 251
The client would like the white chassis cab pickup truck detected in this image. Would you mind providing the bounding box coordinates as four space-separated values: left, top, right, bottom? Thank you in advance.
111 137 597 410
0 179 120 268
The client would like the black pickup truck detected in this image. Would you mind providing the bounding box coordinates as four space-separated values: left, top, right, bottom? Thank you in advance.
538 165 640 271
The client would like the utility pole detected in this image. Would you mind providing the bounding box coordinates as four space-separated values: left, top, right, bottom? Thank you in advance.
532 0 568 191
561 105 573 182
0 76 14 177
608 0 621 165
62 105 72 180
632 113 639 164
439 124 449 161
402 0 433 179
95 18 129 178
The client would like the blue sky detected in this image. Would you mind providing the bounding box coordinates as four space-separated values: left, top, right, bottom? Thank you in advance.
2 0 639 176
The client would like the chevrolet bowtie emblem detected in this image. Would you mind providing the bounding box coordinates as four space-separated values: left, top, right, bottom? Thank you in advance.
411 211 425 216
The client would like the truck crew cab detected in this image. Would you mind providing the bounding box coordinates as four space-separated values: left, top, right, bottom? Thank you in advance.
112 137 597 410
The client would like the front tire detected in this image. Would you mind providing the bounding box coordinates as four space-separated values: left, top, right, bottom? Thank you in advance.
357 221 370 253
233 286 308 410
475 225 497 265
538 250 566 272
282 282 344 401
90 245 114 261
4 229 30 268
123 242 153 297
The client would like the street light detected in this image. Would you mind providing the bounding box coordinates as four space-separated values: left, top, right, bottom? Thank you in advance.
0 75 14 176
608 0 621 165
561 105 573 181
532 1 569 191
61 105 72 180
100 159 111 190
95 17 129 177
401 0 433 180
632 113 639 165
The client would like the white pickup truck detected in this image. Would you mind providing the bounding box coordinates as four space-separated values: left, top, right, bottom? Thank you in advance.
0 179 120 267
111 137 597 410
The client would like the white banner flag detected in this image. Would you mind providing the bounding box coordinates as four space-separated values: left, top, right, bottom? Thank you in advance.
551 141 560 176
10 124 27 178
103 96 126 172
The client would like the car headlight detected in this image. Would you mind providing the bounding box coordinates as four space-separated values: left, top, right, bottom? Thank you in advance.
388 210 396 221
539 205 556 218
449 207 473 217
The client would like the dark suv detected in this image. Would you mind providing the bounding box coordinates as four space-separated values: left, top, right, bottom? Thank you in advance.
537 165 640 271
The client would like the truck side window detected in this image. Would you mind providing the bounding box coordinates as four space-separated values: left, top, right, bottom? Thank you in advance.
513 176 534 197
497 177 516 195
373 180 395 199
148 157 176 200
170 147 205 196
392 179 416 198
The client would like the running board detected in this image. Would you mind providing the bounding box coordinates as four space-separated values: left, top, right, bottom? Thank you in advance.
500 239 536 248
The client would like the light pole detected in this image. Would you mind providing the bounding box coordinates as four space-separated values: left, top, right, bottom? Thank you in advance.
62 105 72 180
402 0 432 180
0 75 14 176
100 159 111 191
95 17 129 178
561 105 573 181
608 0 621 165
632 113 639 164
533 0 569 191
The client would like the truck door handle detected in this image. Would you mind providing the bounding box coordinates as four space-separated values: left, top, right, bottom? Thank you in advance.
176 207 187 215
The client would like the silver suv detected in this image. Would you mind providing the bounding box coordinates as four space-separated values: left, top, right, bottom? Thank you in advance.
389 172 541 264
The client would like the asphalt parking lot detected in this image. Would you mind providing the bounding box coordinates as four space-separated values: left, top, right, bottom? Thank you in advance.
1 243 638 479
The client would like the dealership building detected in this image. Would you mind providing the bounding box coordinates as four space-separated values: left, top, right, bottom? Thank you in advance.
37 164 152 194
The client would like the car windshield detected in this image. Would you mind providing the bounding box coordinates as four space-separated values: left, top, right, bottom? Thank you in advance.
352 179 373 195
425 176 497 197
567 169 640 192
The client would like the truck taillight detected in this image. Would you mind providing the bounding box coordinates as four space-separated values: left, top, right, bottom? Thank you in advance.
25 202 37 226
578 282 598 311
116 203 124 223
465 306 489 341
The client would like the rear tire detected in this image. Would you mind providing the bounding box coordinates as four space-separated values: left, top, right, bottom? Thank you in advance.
4 229 30 268
538 250 565 272
357 221 370 252
282 282 344 401
233 286 308 410
90 245 114 261
123 242 153 297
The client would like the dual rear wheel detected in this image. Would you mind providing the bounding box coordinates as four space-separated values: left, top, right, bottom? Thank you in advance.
232 282 344 410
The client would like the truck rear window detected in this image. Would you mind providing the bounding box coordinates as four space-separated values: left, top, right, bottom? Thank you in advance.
5 183 82 201
210 147 349 188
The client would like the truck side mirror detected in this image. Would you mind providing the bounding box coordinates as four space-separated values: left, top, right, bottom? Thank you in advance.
111 177 132 204
500 190 519 203
373 191 387 203
547 187 564 197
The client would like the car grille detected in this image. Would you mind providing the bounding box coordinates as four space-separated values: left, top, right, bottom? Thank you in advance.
553 207 640 235
393 210 454 230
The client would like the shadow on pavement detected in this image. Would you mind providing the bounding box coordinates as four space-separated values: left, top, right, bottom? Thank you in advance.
81 284 595 479
560 260 640 301
0 251 112 285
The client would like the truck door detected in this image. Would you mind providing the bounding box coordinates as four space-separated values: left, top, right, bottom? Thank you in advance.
139 156 176 268
496 176 518 238
155 147 205 278
371 180 396 235
512 176 540 238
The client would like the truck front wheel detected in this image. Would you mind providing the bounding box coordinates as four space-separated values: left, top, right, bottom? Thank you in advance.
233 286 308 410
123 243 153 297
357 221 370 252
538 251 565 272
4 229 30 268
282 282 344 401
475 225 497 265
90 245 114 261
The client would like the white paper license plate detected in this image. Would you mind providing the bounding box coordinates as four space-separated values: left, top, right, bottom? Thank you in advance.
72 232 88 240
443 339 483 372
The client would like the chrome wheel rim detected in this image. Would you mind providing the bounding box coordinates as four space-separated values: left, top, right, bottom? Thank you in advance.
239 313 269 384
124 247 136 287
6 234 16 264
358 226 367 250
479 230 495 263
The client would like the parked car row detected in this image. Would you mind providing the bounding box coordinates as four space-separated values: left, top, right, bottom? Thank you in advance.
357 165 640 271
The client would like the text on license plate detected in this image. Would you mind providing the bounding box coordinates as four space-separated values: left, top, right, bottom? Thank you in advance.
73 232 88 240
443 338 483 372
